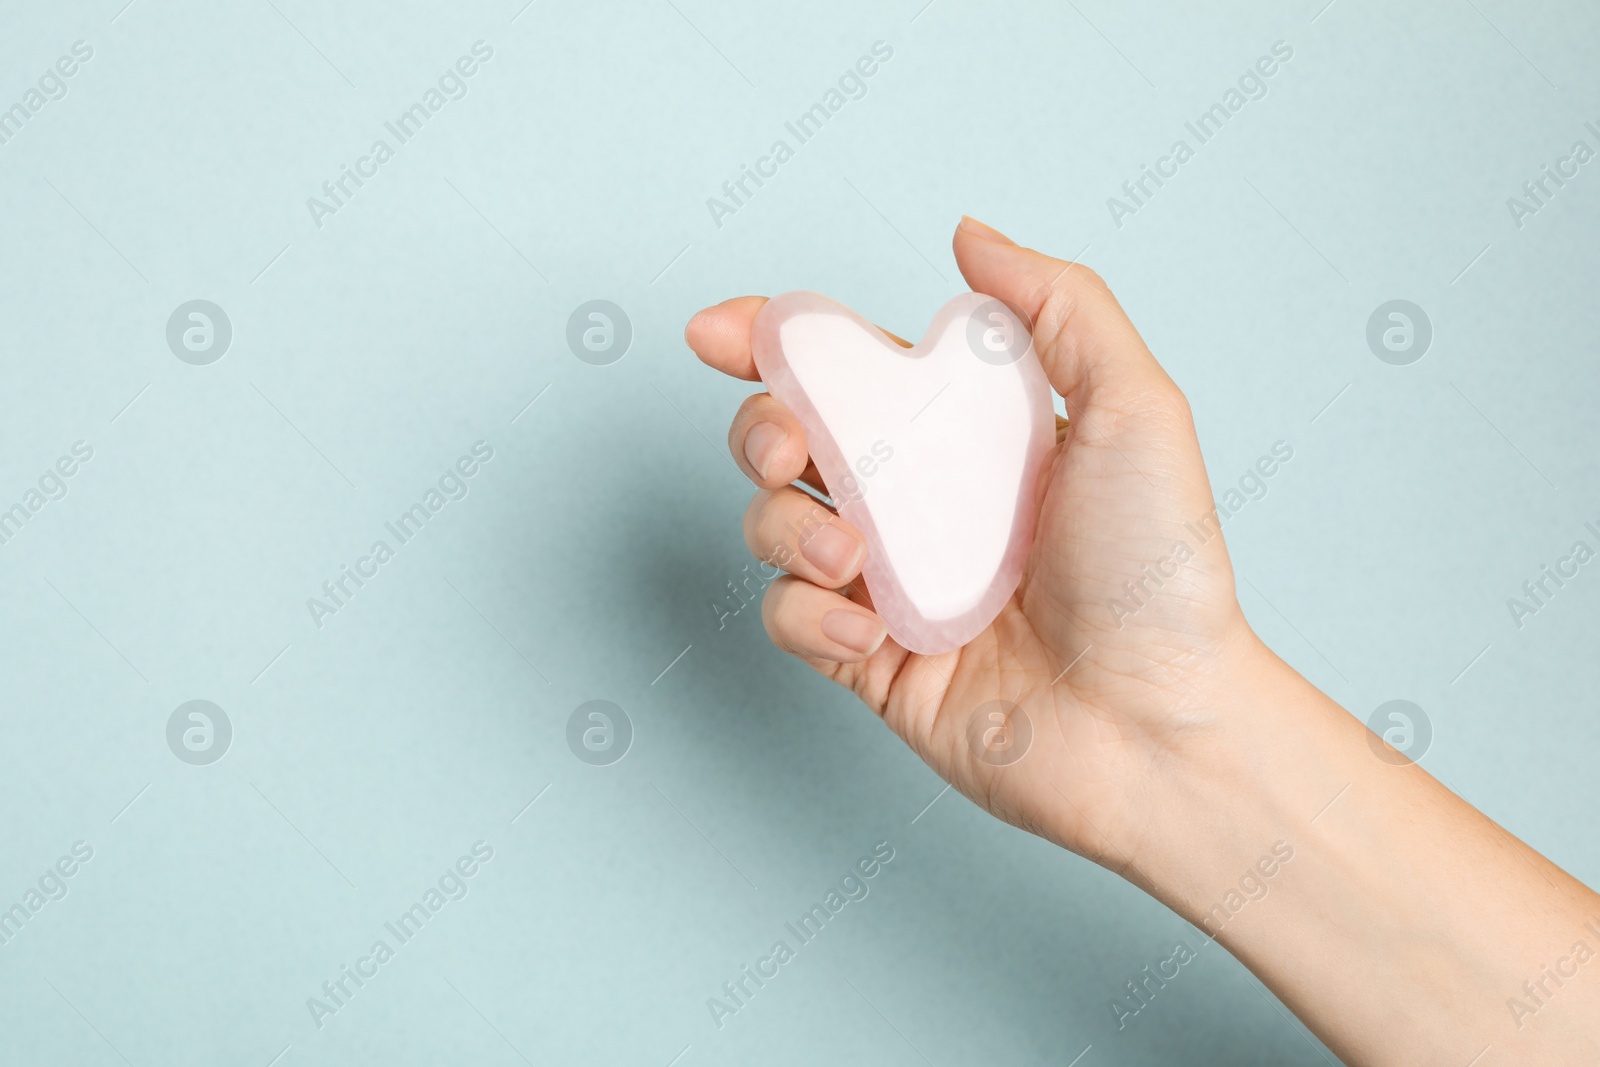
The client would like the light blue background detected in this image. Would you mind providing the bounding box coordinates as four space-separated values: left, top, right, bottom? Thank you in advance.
2 1 1597 1064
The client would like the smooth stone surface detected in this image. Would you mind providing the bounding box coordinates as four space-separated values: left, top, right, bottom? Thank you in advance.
753 291 1055 654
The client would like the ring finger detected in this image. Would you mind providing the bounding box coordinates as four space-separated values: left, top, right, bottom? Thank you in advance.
744 486 868 590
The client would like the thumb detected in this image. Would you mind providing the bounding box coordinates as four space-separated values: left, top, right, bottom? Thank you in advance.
951 217 1178 415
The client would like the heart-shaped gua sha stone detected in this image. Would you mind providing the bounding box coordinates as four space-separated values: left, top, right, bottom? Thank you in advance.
752 291 1055 655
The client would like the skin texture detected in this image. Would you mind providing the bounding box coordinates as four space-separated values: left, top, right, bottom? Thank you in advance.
686 218 1600 1065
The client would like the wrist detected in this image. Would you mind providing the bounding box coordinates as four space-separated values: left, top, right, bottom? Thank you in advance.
1117 629 1354 923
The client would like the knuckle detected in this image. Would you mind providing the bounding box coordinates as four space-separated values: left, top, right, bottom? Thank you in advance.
760 575 799 643
741 489 776 546
1063 263 1110 296
745 491 821 572
1029 263 1113 350
1168 387 1194 423
736 391 772 420
1045 263 1111 309
1142 379 1194 426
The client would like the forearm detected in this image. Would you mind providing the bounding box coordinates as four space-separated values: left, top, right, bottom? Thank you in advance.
1127 639 1600 1066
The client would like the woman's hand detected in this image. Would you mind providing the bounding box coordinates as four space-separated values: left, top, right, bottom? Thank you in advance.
688 218 1600 1066
686 217 1258 874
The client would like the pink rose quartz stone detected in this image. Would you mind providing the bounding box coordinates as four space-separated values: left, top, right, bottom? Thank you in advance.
752 291 1055 655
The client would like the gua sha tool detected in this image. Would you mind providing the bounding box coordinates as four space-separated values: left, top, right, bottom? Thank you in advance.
752 291 1055 655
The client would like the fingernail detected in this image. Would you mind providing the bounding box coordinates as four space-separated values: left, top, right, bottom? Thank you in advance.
958 215 1014 244
820 609 887 656
743 422 786 480
800 522 864 582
